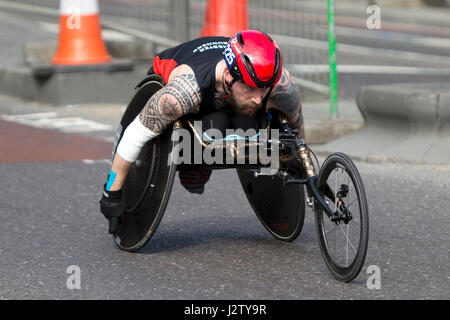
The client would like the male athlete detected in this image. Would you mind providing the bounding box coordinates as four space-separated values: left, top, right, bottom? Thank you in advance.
100 30 305 234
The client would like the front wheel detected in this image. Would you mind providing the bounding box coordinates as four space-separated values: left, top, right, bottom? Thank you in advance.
314 153 369 282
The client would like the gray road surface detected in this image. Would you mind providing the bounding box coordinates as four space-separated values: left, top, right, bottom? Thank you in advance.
0 94 448 300
0 154 448 299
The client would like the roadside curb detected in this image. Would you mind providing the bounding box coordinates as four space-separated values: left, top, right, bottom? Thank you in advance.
0 39 157 106
305 117 364 145
314 82 450 165
0 64 144 106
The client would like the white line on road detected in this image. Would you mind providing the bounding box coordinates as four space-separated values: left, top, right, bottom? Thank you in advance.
2 113 112 132
82 159 110 165
4 112 58 119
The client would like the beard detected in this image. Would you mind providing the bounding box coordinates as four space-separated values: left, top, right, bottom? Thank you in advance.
227 95 260 118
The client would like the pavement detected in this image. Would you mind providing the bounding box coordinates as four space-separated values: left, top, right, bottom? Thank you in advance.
315 83 450 165
338 0 450 30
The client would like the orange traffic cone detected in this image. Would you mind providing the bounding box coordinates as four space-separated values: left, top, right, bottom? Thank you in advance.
52 0 111 65
200 0 248 37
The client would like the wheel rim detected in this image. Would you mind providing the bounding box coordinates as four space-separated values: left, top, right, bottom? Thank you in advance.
317 162 366 275
123 140 156 214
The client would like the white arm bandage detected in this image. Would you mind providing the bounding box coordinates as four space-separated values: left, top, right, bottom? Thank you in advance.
116 116 160 163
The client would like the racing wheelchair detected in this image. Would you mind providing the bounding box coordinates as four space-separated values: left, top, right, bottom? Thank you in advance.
107 74 369 283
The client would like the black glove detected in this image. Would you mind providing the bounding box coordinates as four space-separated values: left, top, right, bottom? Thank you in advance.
99 184 125 234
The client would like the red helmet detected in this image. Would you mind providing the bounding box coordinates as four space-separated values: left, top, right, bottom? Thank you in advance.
224 30 282 88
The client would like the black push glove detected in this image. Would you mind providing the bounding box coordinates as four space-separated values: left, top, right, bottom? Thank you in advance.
99 184 125 234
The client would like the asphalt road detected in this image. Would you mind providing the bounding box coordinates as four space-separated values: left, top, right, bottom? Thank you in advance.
0 94 448 300
0 149 449 300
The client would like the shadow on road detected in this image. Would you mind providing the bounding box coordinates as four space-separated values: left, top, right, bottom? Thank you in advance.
134 215 317 255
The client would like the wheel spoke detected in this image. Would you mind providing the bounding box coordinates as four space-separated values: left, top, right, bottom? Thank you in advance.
347 198 358 208
346 223 349 266
315 154 368 282
324 221 358 256
323 167 360 265
336 218 358 254
325 224 338 237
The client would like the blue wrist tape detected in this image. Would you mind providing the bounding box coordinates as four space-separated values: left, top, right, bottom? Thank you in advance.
105 170 117 191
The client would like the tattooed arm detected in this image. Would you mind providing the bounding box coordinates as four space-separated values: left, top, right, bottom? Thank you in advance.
139 71 201 133
107 66 201 191
267 68 305 139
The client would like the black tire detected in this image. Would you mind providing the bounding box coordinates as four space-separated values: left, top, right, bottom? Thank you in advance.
237 168 305 242
110 78 177 252
236 109 305 241
314 153 369 282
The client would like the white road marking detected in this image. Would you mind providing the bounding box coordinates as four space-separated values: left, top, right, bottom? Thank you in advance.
5 112 58 119
1 112 112 132
82 159 110 164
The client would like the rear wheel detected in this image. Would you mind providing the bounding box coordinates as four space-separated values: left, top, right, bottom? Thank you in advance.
314 153 369 282
237 169 305 242
110 78 177 252
112 128 177 252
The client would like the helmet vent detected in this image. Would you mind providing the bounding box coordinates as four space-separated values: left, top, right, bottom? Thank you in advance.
237 32 245 46
243 54 255 77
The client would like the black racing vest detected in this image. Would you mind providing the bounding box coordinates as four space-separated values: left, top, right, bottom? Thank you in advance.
149 36 229 112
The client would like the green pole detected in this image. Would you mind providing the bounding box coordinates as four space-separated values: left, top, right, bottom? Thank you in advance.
327 0 338 118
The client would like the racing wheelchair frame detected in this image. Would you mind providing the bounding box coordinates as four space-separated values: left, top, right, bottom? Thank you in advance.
107 74 369 282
